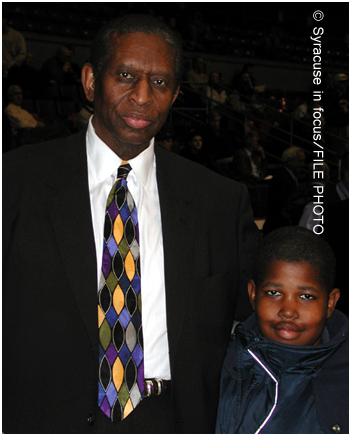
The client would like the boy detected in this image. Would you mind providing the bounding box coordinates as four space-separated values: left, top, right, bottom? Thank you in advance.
216 226 349 434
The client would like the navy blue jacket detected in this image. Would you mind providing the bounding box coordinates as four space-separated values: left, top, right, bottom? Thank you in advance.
216 310 349 434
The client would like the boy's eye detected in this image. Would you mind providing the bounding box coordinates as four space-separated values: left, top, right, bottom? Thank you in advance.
300 294 316 300
266 290 280 296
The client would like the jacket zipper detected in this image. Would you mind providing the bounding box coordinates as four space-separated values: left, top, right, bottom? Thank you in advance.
247 349 279 434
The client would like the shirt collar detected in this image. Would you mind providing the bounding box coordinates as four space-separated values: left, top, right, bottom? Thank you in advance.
86 116 154 188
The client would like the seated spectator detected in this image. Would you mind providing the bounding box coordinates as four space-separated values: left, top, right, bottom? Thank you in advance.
233 131 267 185
181 130 209 166
5 85 70 145
263 146 306 235
5 85 43 129
206 71 228 109
185 56 208 106
2 18 26 79
41 44 81 93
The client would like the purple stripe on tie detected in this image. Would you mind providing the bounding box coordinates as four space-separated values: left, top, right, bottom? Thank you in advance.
118 343 131 366
131 276 141 295
131 207 138 227
106 381 118 407
100 396 111 418
106 343 118 366
119 307 131 329
107 236 118 258
137 360 144 394
108 201 118 222
105 305 118 327
132 344 143 367
102 247 112 278
119 203 130 223
98 381 106 406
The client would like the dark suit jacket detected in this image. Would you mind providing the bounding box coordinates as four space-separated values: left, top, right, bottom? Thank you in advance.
3 129 259 433
263 166 298 235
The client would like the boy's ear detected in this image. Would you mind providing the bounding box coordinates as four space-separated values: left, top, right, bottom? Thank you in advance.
327 288 340 318
247 280 256 311
81 63 95 103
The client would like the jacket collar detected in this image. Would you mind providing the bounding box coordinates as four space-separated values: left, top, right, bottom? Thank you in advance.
237 311 349 375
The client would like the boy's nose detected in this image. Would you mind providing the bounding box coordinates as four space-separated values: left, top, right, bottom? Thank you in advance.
278 299 299 320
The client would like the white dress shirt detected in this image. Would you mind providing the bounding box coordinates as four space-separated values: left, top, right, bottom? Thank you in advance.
86 116 171 379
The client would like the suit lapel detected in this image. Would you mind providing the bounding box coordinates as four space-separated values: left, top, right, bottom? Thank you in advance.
45 132 98 350
155 147 196 366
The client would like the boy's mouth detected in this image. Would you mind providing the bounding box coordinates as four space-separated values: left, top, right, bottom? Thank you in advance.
273 322 303 340
274 322 301 332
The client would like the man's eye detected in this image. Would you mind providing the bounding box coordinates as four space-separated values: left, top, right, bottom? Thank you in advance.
154 79 166 86
120 72 133 79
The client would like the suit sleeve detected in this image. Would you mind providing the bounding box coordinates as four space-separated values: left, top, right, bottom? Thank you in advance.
233 182 260 321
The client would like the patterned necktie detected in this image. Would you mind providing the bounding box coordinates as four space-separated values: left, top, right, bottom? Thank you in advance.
98 162 144 422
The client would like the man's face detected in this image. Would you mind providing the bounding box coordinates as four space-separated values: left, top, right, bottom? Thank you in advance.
84 32 179 158
210 116 221 130
191 135 203 151
248 260 339 346
10 88 23 106
288 151 306 176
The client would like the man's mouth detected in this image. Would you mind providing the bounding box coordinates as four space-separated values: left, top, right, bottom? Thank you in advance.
121 114 152 129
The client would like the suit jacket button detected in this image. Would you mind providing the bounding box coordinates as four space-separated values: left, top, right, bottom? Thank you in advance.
87 413 95 425
332 424 341 433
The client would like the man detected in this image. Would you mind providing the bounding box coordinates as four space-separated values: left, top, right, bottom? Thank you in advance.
2 17 26 78
5 84 70 144
3 14 258 433
5 84 44 129
234 130 267 185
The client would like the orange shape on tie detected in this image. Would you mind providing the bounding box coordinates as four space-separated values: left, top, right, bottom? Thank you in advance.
98 305 105 328
125 251 135 281
113 214 124 244
123 398 133 419
113 284 125 314
112 357 124 390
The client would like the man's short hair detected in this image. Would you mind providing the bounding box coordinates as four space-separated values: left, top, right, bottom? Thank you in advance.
89 13 184 90
253 226 337 293
281 146 304 163
7 85 22 98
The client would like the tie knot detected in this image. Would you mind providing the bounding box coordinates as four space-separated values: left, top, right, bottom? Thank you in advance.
117 162 132 180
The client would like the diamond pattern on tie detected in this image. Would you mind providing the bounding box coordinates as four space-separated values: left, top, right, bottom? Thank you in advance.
98 162 144 422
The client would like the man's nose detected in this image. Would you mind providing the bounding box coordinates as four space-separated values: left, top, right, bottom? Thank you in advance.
129 78 152 106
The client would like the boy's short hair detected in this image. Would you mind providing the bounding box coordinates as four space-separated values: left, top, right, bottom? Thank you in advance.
253 226 337 293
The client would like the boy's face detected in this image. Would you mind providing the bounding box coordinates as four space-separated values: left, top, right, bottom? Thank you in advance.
248 260 340 346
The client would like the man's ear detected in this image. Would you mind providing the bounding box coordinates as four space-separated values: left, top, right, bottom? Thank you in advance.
327 288 340 318
247 280 256 311
81 63 95 103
